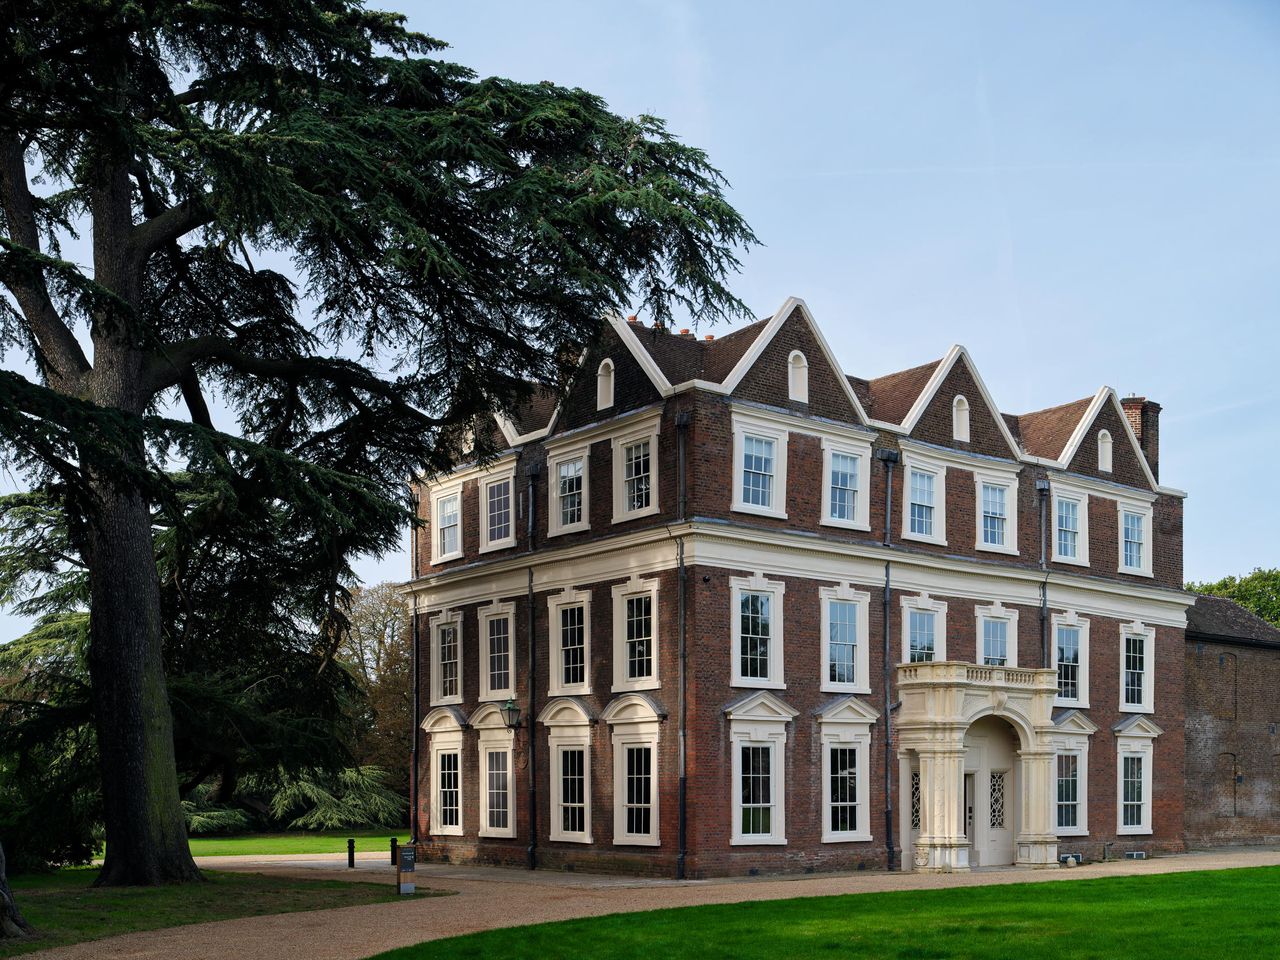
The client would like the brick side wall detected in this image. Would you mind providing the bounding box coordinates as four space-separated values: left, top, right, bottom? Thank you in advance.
1066 402 1151 491
1184 639 1280 846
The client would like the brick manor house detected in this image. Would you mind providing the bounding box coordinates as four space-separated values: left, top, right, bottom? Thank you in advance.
405 297 1216 876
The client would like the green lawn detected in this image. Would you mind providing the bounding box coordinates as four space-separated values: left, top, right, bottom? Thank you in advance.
187 828 404 857
2 867 443 957
372 866 1280 960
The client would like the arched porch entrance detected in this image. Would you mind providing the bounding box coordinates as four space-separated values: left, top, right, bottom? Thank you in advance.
896 662 1060 872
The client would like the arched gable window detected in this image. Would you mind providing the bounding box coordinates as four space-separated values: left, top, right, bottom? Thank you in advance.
597 358 615 411
952 395 970 443
1097 430 1113 473
787 351 808 404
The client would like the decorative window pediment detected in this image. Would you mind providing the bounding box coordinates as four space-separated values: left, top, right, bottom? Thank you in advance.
537 696 595 728
724 689 799 723
421 705 467 734
815 694 881 725
1112 714 1164 739
601 692 668 725
1052 709 1099 737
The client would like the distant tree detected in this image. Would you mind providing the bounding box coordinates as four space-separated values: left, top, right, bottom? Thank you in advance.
1187 568 1280 627
340 583 412 798
1 0 754 885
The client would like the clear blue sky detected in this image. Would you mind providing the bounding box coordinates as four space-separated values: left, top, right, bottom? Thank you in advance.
3 1 1278 641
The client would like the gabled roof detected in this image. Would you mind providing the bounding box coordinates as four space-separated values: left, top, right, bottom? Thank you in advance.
863 359 942 424
494 385 559 445
1186 595 1280 648
1013 396 1095 460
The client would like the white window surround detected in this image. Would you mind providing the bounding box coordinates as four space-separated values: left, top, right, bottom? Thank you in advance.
611 576 661 693
610 413 662 524
1116 499 1154 578
430 481 465 564
1114 715 1163 836
818 696 879 843
731 413 789 519
471 704 517 839
974 601 1020 668
547 588 593 698
602 694 663 847
726 691 798 846
1119 620 1156 715
952 395 970 443
597 358 615 411
546 441 592 538
478 465 518 554
820 583 872 695
974 470 1019 556
1048 710 1098 838
1051 610 1091 709
787 350 809 403
900 594 948 664
428 609 463 707
730 573 787 689
901 452 947 546
820 436 874 532
1098 429 1113 473
1051 481 1091 567
538 698 594 843
477 600 516 702
424 713 464 837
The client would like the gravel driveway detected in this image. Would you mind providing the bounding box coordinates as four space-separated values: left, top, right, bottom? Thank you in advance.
23 848 1280 960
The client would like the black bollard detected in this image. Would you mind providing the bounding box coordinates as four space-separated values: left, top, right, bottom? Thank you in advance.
391 837 398 865
347 837 355 869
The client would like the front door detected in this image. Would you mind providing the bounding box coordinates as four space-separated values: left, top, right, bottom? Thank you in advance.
963 716 1019 867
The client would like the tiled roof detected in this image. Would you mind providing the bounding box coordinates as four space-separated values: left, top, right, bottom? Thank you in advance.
862 359 942 424
1012 396 1094 460
622 319 772 385
1186 595 1280 647
507 386 559 436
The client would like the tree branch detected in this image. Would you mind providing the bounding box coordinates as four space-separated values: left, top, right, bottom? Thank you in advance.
129 196 214 260
0 134 91 391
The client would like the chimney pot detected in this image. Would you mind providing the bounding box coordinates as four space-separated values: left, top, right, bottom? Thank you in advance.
627 315 639 324
679 328 690 335
704 334 715 341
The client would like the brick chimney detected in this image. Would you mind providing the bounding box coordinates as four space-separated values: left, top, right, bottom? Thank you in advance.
1121 396 1161 482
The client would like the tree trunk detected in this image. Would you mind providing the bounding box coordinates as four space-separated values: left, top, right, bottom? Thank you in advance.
84 477 201 886
0 841 34 940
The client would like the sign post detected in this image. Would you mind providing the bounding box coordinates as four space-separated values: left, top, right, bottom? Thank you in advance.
395 842 416 895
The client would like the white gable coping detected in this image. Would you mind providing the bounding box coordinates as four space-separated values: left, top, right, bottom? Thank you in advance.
1058 387 1158 492
896 345 1022 460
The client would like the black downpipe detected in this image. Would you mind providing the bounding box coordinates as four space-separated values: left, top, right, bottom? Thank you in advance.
876 448 899 873
526 467 539 870
1037 479 1051 667
409 488 421 843
675 411 691 880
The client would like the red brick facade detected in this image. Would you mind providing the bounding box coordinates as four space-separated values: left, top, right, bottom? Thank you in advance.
406 301 1193 876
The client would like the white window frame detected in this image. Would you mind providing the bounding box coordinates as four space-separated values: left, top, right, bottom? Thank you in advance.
901 453 947 546
900 594 947 664
1116 735 1156 836
952 395 970 442
1048 713 1096 838
604 697 662 847
477 600 515 703
1116 499 1154 578
731 414 788 519
546 441 591 537
730 573 786 689
974 471 1019 556
820 437 873 532
1051 610 1091 709
428 609 463 707
474 707 517 839
429 734 464 837
1119 620 1156 714
611 576 660 693
787 350 809 403
728 711 791 846
597 358 615 411
611 413 661 524
547 588 592 697
478 465 517 554
540 702 593 844
1051 481 1090 566
819 703 876 843
430 481 465 563
975 601 1019 668
820 583 871 694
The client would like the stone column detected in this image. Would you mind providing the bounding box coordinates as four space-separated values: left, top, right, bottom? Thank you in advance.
1015 748 1060 868
913 743 970 872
